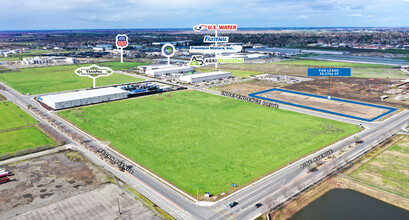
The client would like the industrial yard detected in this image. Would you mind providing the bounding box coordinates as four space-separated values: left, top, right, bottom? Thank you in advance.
0 151 160 219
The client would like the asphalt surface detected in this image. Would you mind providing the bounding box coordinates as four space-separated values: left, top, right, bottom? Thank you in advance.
1 74 408 220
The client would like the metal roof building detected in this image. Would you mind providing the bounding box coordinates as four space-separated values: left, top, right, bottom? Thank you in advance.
145 65 194 77
179 71 232 83
39 87 128 110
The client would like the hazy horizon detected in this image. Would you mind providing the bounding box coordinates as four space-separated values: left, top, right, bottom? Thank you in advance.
2 0 409 31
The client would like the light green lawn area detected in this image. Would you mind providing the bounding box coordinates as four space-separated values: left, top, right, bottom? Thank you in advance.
59 90 359 196
0 127 55 155
0 101 55 156
0 102 37 131
0 57 23 61
279 59 394 68
0 62 147 94
195 68 263 77
350 136 409 197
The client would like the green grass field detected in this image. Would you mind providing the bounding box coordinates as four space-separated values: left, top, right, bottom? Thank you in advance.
0 101 55 156
59 90 359 196
196 68 263 77
0 127 55 155
0 57 23 61
279 59 393 68
0 102 37 131
350 135 409 197
0 62 146 94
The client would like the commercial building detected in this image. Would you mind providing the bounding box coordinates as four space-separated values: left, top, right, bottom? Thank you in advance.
179 71 232 83
39 87 128 110
145 65 194 77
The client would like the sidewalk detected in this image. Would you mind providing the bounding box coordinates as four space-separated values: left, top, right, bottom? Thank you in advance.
0 145 69 166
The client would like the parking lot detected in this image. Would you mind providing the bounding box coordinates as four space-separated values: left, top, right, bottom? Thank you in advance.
0 151 159 219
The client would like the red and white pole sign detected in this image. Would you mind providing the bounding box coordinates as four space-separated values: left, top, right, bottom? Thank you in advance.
116 34 128 63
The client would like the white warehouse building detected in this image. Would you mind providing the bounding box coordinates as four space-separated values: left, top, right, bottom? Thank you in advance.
39 87 128 110
145 65 193 77
179 71 232 83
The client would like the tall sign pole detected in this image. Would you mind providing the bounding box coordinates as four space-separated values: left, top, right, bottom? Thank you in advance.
116 34 128 63
308 68 351 99
215 29 218 68
162 44 176 66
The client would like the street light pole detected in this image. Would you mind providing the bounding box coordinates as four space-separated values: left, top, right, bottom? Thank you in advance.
197 185 199 202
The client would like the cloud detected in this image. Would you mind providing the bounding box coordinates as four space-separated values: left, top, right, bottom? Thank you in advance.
1 0 409 30
351 5 365 10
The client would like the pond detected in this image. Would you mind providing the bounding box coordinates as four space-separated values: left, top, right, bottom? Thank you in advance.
289 189 409 220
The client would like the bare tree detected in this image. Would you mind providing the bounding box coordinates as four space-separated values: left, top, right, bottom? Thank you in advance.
280 185 290 198
294 179 305 191
310 174 317 185
264 195 276 212
323 164 331 177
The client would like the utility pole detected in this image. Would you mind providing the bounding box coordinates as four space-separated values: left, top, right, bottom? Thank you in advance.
197 185 199 202
117 198 121 215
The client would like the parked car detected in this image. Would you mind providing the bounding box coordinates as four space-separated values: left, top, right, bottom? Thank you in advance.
228 201 238 208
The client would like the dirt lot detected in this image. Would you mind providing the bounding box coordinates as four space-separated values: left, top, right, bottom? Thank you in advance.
218 80 283 96
285 77 408 108
0 151 160 220
259 90 390 120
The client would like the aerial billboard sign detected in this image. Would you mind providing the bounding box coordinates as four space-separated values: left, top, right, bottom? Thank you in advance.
75 65 114 88
193 24 238 32
161 44 176 65
308 68 351 99
115 34 128 63
116 34 128 48
308 68 351 77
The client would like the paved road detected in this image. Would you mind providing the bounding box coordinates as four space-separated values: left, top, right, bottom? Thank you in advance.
1 75 408 220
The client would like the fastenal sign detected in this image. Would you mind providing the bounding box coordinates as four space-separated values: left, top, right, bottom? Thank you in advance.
203 35 229 43
193 24 237 32
115 34 128 48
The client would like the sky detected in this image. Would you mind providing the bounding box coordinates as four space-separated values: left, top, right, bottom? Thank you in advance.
1 0 409 30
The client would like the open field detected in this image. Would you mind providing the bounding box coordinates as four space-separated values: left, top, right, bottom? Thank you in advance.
0 101 54 156
350 135 409 198
213 61 406 79
59 90 359 196
0 127 55 155
196 68 263 77
0 151 159 219
213 80 285 94
98 61 150 70
0 101 37 131
280 59 393 68
255 89 392 121
0 62 145 94
284 77 408 108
